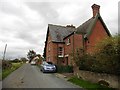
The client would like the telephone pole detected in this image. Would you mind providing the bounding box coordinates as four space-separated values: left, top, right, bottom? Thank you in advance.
3 44 7 60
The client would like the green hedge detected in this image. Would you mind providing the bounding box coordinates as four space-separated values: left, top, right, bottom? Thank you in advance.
2 60 12 70
56 65 73 73
75 35 120 76
78 54 119 75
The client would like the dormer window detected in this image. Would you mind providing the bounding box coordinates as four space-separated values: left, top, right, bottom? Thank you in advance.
66 38 70 45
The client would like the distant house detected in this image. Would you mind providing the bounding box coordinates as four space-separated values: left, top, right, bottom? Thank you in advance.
44 4 111 66
31 54 42 64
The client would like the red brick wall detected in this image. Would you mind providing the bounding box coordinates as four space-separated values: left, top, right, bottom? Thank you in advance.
64 35 74 65
64 34 82 65
46 33 65 65
86 19 109 53
74 34 83 50
46 33 58 64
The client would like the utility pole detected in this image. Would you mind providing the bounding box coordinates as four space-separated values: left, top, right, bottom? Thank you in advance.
3 44 7 60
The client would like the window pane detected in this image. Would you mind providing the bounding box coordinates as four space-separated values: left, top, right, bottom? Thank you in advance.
58 47 63 56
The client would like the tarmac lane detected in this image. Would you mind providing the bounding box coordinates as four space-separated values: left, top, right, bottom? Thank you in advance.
2 63 83 89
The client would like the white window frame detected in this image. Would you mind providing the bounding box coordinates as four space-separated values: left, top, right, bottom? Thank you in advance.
58 47 64 57
66 38 70 45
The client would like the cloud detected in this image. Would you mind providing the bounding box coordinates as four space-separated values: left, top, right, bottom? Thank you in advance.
119 1 120 34
0 0 119 59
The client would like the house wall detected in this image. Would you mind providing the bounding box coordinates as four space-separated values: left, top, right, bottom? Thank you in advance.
64 35 74 65
86 19 109 53
46 33 52 62
74 34 83 51
46 33 65 65
46 33 57 64
64 34 82 66
57 43 64 65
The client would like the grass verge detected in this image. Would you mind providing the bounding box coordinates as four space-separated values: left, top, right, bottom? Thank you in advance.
68 76 115 90
2 62 23 80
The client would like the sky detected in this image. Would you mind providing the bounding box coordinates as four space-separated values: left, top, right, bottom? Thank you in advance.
0 0 119 60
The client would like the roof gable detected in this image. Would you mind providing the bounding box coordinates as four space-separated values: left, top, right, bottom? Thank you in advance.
76 13 111 38
48 24 75 42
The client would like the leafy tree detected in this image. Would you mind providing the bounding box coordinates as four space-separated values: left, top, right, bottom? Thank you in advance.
94 35 120 75
35 54 43 64
20 57 28 63
43 47 46 58
73 34 120 75
73 48 84 66
27 50 36 62
10 58 21 63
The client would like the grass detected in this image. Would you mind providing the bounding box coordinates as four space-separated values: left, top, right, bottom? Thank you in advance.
68 76 115 90
2 62 23 80
0 72 1 81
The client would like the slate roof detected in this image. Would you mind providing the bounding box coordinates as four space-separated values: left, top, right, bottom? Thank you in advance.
76 13 111 38
46 13 111 43
76 17 94 34
48 24 76 42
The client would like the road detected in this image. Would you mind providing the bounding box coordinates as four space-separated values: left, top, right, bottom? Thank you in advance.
2 63 83 89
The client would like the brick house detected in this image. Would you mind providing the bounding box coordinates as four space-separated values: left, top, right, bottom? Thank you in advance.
43 4 111 66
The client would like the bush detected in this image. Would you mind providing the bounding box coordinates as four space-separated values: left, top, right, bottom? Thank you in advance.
56 65 73 73
76 35 120 75
10 59 21 63
79 54 95 71
2 60 12 70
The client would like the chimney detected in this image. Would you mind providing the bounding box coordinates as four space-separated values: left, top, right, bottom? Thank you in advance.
66 24 75 28
91 4 100 17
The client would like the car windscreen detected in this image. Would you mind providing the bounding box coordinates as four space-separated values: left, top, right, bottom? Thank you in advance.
45 64 53 66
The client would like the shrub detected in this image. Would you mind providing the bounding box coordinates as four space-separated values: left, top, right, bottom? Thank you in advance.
73 35 120 75
2 60 12 70
56 65 73 73
10 59 21 63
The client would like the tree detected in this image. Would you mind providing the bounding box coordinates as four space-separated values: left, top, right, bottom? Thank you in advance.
20 57 28 63
27 50 36 62
94 35 120 75
35 54 43 64
11 58 21 63
43 47 46 58
73 34 120 75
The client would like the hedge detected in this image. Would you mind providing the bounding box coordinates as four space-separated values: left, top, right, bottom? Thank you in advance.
56 65 73 73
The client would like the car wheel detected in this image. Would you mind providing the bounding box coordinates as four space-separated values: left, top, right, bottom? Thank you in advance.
42 69 45 73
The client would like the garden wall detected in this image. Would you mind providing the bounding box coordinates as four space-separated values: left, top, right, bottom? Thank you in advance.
74 68 119 89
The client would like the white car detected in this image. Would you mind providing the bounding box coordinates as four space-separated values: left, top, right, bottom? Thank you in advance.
31 61 36 65
26 61 29 63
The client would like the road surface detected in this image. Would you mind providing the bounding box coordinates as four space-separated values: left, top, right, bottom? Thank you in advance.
2 64 83 89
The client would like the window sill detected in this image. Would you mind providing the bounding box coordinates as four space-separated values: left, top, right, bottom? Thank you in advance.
58 55 64 57
66 43 70 46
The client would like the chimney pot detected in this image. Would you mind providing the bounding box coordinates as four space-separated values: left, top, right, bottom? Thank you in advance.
91 4 100 17
66 24 75 28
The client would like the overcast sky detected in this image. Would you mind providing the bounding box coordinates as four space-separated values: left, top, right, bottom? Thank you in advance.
0 0 119 60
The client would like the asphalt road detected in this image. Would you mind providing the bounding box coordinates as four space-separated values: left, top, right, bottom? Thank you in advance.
2 63 83 89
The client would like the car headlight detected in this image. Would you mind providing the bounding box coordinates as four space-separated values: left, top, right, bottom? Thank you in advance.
44 66 47 69
53 66 56 68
